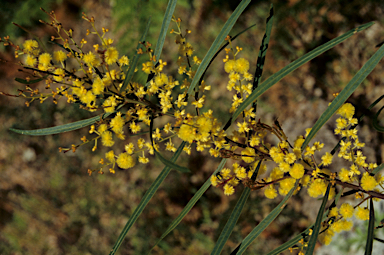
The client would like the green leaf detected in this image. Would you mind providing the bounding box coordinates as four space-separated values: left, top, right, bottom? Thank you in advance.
149 158 227 253
15 76 47 85
109 141 186 255
305 184 331 255
226 22 374 129
154 149 190 173
8 102 127 136
149 115 190 173
120 17 151 93
302 42 384 150
187 0 251 96
153 0 177 63
232 181 299 254
372 105 384 132
365 198 375 255
253 4 273 89
9 113 110 136
211 188 250 255
372 163 384 175
251 4 273 116
267 187 343 255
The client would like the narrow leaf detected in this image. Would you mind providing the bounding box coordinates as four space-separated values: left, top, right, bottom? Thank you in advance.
10 113 109 136
302 42 384 150
305 184 331 255
372 105 384 132
365 198 375 255
154 149 190 173
187 0 251 96
15 76 46 85
153 0 177 63
120 17 151 93
372 163 384 175
226 22 374 130
232 181 299 254
267 187 343 255
211 188 250 255
253 4 274 89
109 141 186 255
149 158 227 253
252 4 274 116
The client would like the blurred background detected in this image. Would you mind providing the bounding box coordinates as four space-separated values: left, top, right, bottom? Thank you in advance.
1 0 384 254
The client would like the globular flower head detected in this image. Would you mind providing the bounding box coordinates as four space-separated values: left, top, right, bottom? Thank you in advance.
38 53 52 67
339 203 354 219
289 163 304 179
25 54 36 67
360 172 378 191
355 206 369 221
337 103 355 119
234 58 249 74
264 185 278 199
116 152 135 169
105 46 119 65
307 178 327 198
224 59 236 73
23 39 39 54
53 50 67 63
223 183 235 196
177 124 196 143
53 68 65 82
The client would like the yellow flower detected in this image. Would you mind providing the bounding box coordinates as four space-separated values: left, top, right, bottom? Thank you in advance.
119 56 129 66
223 184 235 196
98 124 108 134
337 103 355 119
224 59 236 73
361 172 378 191
53 68 65 82
339 203 354 219
321 152 333 166
154 73 168 86
105 150 115 162
53 50 67 63
116 152 135 169
319 229 334 245
234 58 249 74
264 186 278 199
339 168 350 182
355 206 369 221
279 177 296 194
129 121 141 133
25 54 36 67
110 112 124 134
101 131 115 147
102 96 117 113
92 77 105 95
241 147 256 163
105 46 119 65
83 51 96 65
270 167 284 180
328 207 339 218
284 153 296 164
39 53 52 67
210 175 219 187
307 178 327 198
23 39 39 53
177 124 196 143
80 90 96 106
289 163 304 179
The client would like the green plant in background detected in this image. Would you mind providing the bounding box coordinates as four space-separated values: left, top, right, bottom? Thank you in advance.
1 0 384 254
